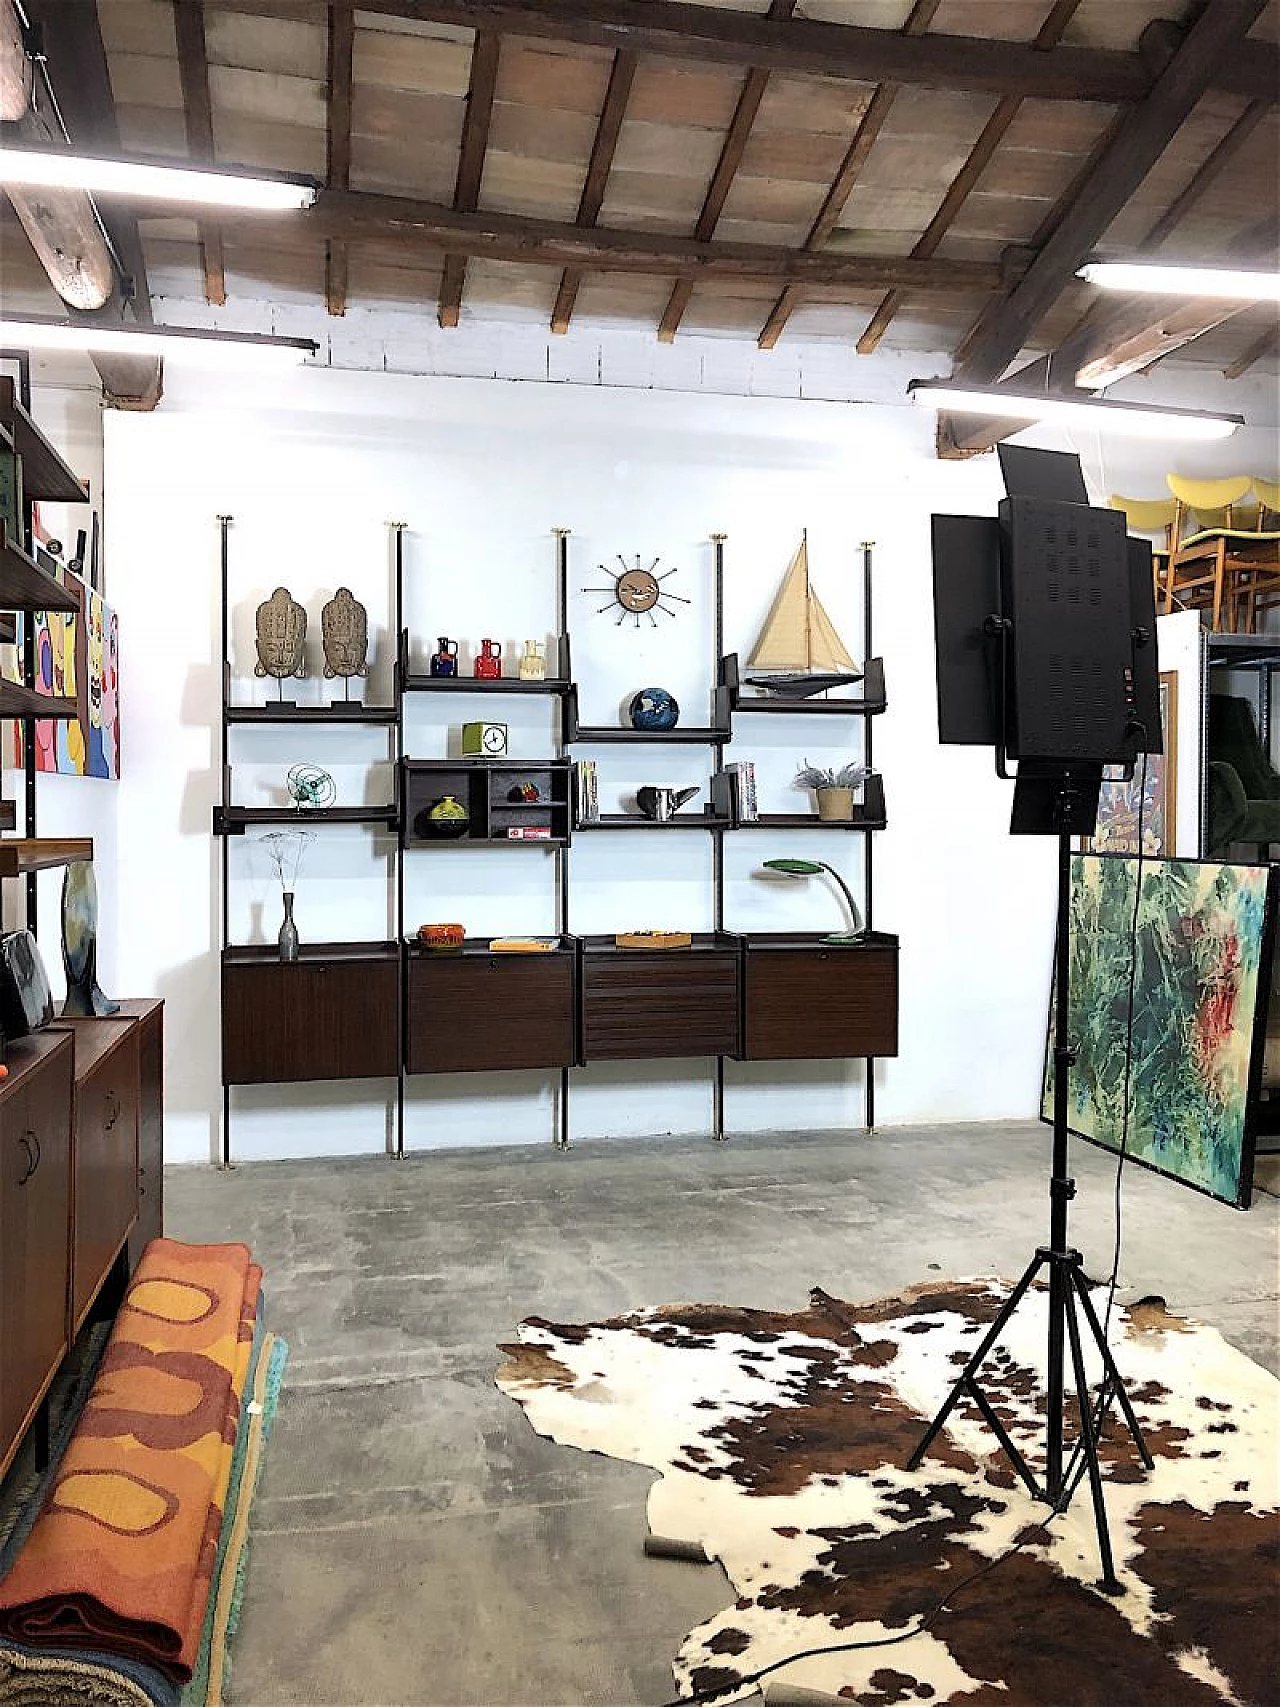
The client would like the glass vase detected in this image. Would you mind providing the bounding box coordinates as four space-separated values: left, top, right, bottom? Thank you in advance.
278 891 300 962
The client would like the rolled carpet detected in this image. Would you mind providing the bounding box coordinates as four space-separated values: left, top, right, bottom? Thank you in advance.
0 1240 261 1686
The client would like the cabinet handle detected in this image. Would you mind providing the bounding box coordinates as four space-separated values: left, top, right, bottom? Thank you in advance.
104 1091 121 1130
17 1131 37 1184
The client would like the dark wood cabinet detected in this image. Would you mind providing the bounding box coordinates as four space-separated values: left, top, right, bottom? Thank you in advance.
580 936 741 1061
740 933 899 1061
402 759 572 846
0 1032 74 1480
66 1022 140 1336
407 943 576 1073
222 943 399 1084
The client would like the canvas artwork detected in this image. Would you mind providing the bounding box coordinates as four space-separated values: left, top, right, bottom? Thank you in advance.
8 578 120 779
1085 671 1177 855
1042 854 1273 1207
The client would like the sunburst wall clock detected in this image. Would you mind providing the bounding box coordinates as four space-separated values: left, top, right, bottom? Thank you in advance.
584 554 690 627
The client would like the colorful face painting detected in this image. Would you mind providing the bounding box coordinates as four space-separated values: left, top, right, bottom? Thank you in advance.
10 579 118 778
85 590 119 779
1043 855 1274 1207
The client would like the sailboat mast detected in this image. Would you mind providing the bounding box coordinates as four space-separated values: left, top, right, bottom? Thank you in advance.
802 528 812 671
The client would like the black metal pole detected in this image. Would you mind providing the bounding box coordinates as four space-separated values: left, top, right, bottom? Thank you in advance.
555 528 571 1151
392 521 406 1160
712 533 728 1142
1045 805 1076 1498
218 516 232 1167
862 540 875 1130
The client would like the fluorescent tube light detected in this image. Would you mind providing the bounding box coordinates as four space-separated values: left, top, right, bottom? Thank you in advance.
0 145 316 210
907 380 1242 442
0 317 317 369
1077 260 1280 302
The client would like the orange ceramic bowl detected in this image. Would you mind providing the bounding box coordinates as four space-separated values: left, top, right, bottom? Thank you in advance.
417 922 466 950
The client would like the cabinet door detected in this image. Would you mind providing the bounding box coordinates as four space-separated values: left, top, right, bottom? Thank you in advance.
223 957 399 1084
0 1046 73 1477
407 953 575 1073
71 1033 139 1335
582 953 740 1060
130 1006 164 1266
744 946 899 1060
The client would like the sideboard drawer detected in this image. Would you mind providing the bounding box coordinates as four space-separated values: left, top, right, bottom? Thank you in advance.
582 952 740 1061
742 943 898 1061
223 948 399 1084
71 1027 139 1334
407 951 576 1074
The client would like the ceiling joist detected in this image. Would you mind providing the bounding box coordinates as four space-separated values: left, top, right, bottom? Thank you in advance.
550 48 636 336
325 0 354 317
1225 324 1280 380
335 0 1278 104
173 0 226 307
438 29 499 329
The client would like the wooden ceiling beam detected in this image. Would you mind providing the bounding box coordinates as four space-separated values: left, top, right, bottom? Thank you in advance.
952 0 1268 390
855 0 1082 358
173 0 226 306
331 0 1278 104
658 0 796 344
757 0 940 351
438 29 499 328
551 47 636 335
294 185 1006 290
1224 323 1279 380
325 0 354 316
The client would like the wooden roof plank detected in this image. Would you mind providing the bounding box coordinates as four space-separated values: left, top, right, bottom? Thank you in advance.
331 0 1278 103
1224 323 1279 380
855 0 1082 356
954 0 1268 387
757 0 940 351
173 0 227 305
438 28 500 327
326 0 354 314
551 48 638 334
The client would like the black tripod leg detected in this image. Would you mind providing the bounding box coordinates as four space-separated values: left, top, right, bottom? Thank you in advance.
1070 1270 1154 1469
908 1256 1045 1472
1062 1280 1123 1594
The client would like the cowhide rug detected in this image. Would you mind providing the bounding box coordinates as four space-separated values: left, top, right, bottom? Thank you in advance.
495 1279 1279 1707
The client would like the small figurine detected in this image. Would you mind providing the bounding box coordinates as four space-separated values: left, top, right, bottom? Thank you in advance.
321 588 369 701
508 782 541 803
255 588 307 698
430 636 459 677
518 639 545 682
474 638 502 679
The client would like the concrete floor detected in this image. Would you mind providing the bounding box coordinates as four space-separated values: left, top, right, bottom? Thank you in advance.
166 1123 1280 1707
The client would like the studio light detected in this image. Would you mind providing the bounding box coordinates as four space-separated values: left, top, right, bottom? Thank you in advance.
908 380 1242 442
0 316 317 369
1077 259 1280 302
0 145 317 210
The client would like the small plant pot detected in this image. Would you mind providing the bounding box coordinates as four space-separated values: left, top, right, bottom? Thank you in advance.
815 786 854 822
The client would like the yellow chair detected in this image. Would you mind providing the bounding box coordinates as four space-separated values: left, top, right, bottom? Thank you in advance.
1254 476 1280 525
1108 495 1177 606
1165 473 1280 632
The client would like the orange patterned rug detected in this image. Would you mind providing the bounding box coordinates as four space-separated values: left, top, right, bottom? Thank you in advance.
0 1240 261 1686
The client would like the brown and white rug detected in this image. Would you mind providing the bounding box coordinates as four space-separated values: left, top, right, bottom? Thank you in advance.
496 1280 1279 1706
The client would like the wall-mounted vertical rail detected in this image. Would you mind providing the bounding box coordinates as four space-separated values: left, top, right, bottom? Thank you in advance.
392 522 407 1159
554 528 572 1150
8 354 37 933
218 515 233 1166
861 540 876 1132
712 533 727 1143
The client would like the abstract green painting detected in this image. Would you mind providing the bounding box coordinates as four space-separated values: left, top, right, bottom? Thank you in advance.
1042 855 1274 1208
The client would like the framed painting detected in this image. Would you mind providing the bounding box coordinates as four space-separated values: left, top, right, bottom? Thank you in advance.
1083 671 1177 856
1042 854 1275 1208
4 571 120 779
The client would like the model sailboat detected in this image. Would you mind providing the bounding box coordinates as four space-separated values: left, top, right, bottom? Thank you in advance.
744 534 863 698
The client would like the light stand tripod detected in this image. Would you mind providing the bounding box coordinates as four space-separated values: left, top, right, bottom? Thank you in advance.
908 778 1154 1593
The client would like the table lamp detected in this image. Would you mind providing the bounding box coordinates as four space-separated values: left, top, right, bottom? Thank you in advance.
761 857 864 944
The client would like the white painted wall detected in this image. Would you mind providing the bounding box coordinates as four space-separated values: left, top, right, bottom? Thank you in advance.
1 372 118 1003
100 357 1274 1165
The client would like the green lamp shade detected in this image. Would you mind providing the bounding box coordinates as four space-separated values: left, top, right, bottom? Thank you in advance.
763 858 824 876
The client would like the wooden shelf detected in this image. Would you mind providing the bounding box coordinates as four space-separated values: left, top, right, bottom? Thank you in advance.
568 725 730 744
728 774 888 832
579 931 740 955
0 837 93 876
725 654 887 715
0 378 88 503
406 935 575 957
214 805 399 834
578 811 731 830
0 523 80 613
223 940 398 965
0 682 76 721
226 703 399 725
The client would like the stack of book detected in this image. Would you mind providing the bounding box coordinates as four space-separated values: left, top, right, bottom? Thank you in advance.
724 761 758 823
575 759 599 824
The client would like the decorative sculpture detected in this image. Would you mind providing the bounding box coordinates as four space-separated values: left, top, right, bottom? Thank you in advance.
259 831 313 963
583 555 690 628
474 639 503 679
60 861 119 1017
254 588 307 700
430 637 459 677
629 687 680 731
321 588 369 701
287 763 337 810
518 640 546 681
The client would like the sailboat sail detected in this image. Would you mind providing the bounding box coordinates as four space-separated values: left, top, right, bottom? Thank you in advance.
746 535 860 684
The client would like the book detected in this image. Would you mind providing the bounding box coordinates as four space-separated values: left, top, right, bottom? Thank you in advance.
725 760 758 822
506 825 553 840
575 758 599 825
490 937 557 953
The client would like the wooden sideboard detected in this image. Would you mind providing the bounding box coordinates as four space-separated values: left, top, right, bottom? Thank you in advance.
0 999 163 1482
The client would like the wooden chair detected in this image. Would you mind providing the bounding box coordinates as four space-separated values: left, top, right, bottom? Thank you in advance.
1108 495 1178 605
1164 474 1280 632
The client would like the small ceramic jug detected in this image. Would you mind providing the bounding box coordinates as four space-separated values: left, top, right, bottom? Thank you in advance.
519 639 546 682
430 637 459 677
474 638 503 680
426 795 470 839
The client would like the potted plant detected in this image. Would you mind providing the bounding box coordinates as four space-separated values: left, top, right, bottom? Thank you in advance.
794 760 873 823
